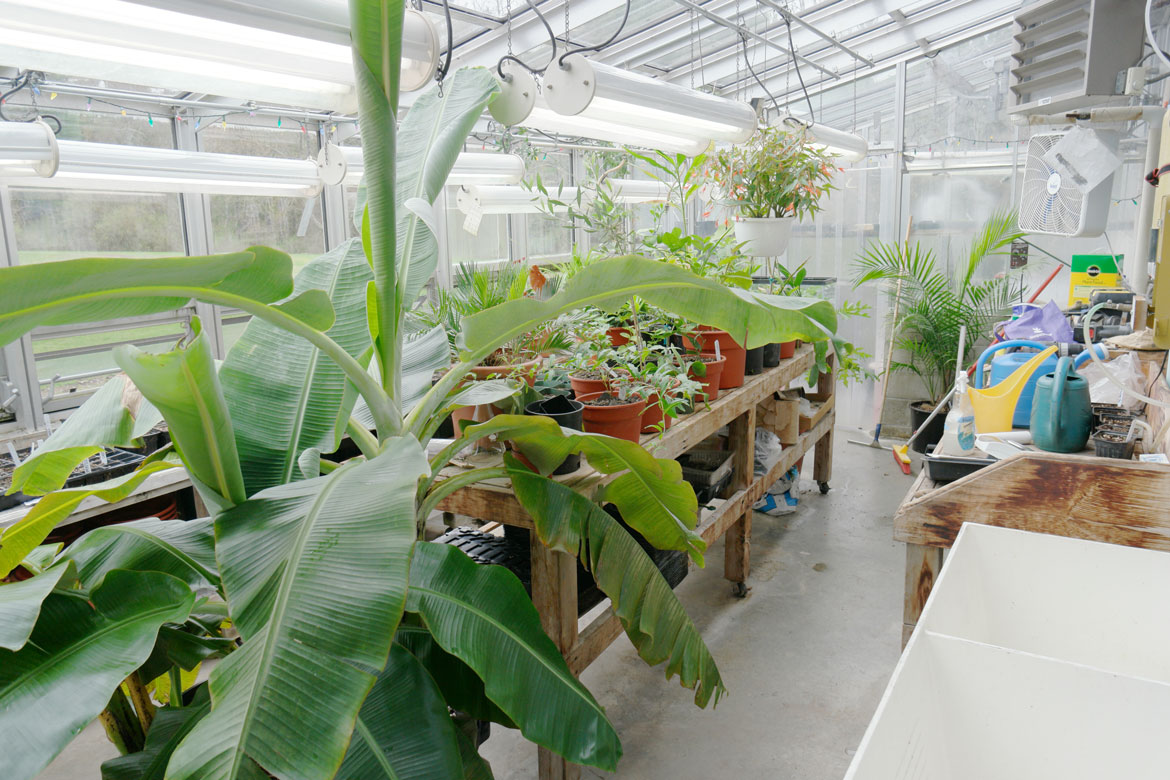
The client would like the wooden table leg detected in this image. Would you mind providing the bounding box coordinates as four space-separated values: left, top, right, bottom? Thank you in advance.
813 352 835 491
723 408 755 594
530 533 581 780
903 543 943 648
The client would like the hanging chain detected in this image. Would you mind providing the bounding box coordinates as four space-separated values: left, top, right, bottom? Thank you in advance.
505 0 513 55
564 0 570 50
734 0 743 102
690 8 696 89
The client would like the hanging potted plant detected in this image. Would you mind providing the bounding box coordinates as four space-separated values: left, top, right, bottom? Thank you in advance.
708 125 836 258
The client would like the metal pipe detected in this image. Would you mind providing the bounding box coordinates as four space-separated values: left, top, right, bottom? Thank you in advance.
1132 112 1163 298
757 0 875 67
1022 106 1165 125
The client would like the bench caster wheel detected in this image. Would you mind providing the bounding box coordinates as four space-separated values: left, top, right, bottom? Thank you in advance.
731 581 750 598
818 481 830 494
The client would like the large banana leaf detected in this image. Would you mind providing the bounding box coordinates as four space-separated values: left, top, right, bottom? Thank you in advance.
456 730 494 780
395 69 500 306
116 318 246 509
339 642 466 780
0 247 293 348
166 439 429 780
457 256 837 359
61 517 218 591
406 542 621 771
0 570 194 780
220 238 373 495
10 375 161 496
0 561 74 650
395 623 514 727
507 458 725 708
0 461 178 578
457 415 703 564
101 685 212 780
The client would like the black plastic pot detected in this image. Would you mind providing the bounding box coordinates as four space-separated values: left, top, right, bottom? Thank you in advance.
1092 432 1135 460
64 449 145 489
524 396 584 475
762 342 782 367
745 346 765 375
909 400 948 455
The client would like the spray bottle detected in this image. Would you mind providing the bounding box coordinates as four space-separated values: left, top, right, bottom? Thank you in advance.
937 325 977 456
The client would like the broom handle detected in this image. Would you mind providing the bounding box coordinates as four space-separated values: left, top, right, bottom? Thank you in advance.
875 217 914 424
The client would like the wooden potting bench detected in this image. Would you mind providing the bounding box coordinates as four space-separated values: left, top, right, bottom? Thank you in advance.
435 343 836 780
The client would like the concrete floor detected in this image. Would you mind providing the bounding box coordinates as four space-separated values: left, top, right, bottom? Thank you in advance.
38 431 906 780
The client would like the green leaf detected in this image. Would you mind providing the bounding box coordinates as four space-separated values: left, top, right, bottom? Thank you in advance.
0 247 293 348
0 570 194 780
507 459 725 708
396 69 500 306
0 461 178 579
459 415 703 564
11 375 161 496
339 643 465 780
220 239 373 494
116 318 246 509
101 685 212 780
457 258 836 365
139 626 235 682
394 624 514 728
406 542 621 771
61 517 218 591
455 728 494 780
165 439 429 780
19 542 63 575
0 561 75 651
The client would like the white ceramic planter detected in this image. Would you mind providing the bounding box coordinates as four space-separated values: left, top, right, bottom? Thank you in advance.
733 216 794 257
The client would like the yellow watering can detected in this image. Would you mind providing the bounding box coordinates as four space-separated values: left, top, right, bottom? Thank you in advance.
967 345 1058 433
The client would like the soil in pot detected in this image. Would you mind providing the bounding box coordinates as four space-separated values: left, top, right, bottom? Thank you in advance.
695 327 746 388
745 346 764 375
577 391 646 443
688 354 726 403
909 400 949 455
1092 430 1136 459
524 395 584 474
762 342 782 367
568 368 610 397
779 340 797 360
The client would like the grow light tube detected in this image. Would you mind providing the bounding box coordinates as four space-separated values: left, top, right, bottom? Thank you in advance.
542 55 758 145
607 179 670 203
455 185 580 215
7 140 322 197
336 147 526 188
780 115 868 163
0 120 59 178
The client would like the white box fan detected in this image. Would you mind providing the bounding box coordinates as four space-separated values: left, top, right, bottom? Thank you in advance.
1019 127 1119 237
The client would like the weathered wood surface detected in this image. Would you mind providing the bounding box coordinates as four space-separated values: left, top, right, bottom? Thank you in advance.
902 544 943 648
894 451 1170 551
531 538 581 780
813 353 836 485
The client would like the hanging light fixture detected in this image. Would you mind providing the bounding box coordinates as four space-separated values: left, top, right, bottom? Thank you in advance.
780 115 868 163
607 179 670 203
0 120 59 178
0 0 440 111
490 62 711 156
542 54 758 145
332 146 526 188
455 185 581 215
2 138 323 197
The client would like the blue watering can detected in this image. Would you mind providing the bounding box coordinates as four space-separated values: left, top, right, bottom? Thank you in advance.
974 340 1106 428
1030 356 1093 453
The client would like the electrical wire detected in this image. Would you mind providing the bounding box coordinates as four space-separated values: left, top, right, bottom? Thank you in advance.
783 16 814 120
0 70 61 133
497 0 558 79
436 0 454 84
740 32 782 117
1146 0 1170 72
558 0 631 64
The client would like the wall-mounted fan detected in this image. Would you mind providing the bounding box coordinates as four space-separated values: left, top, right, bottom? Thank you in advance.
1018 128 1119 237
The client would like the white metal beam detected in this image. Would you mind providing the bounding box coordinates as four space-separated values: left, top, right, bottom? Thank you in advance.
452 0 628 69
757 0 875 66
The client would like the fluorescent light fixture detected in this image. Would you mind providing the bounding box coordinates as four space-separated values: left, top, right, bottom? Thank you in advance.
5 139 322 197
0 0 439 111
335 147 526 187
780 115 868 163
904 149 1014 171
607 179 670 203
489 63 710 156
0 120 59 178
543 54 758 145
455 185 580 215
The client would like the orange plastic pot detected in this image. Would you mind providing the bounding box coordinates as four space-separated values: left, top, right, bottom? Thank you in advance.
779 340 797 359
577 391 647 443
450 359 540 441
606 326 632 347
688 355 726 403
696 327 746 388
640 392 672 434
569 374 610 397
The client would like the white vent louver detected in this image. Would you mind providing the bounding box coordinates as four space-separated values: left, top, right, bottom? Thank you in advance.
1019 129 1117 238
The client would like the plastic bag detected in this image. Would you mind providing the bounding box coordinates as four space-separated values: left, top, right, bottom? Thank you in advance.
754 428 783 476
1001 301 1075 343
1077 351 1145 410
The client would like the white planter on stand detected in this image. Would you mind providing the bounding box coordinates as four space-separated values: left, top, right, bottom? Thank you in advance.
734 216 794 257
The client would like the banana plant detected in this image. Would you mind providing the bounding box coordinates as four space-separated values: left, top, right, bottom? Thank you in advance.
0 3 839 779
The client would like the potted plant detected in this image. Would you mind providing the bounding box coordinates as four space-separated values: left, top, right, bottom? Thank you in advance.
576 389 647 443
708 125 836 257
851 211 1024 452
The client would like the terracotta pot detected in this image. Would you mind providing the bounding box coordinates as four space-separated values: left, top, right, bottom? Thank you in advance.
577 391 647 443
569 373 610 397
639 392 673 435
606 326 633 347
779 340 797 359
450 358 540 442
688 354 726 403
696 327 746 388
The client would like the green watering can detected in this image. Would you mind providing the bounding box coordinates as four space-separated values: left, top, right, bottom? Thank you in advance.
1029 356 1093 453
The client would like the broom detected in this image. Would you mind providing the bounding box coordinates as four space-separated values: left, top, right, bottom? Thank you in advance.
892 325 967 474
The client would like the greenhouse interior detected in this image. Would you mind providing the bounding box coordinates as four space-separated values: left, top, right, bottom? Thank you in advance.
4 0 1170 778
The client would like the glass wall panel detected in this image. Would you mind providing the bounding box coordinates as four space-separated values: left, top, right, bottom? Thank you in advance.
445 188 510 270
524 151 574 263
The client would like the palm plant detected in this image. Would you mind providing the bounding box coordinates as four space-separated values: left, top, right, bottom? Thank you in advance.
852 211 1025 405
0 4 840 779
